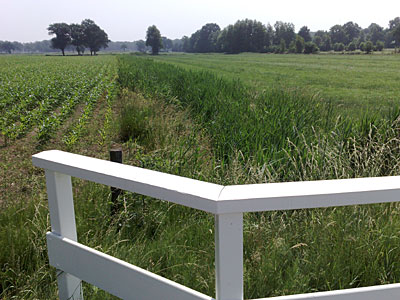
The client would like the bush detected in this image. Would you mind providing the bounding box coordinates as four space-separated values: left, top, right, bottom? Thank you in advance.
279 38 286 54
376 41 384 51
288 41 296 53
304 42 319 54
359 42 366 51
347 41 356 51
295 35 305 53
364 41 374 54
333 43 345 52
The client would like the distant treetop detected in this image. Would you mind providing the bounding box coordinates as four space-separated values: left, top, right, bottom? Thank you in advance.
47 19 109 56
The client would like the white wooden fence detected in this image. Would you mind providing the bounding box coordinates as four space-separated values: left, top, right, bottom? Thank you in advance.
32 150 400 300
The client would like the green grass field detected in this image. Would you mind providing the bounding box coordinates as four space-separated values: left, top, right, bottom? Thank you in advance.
151 53 400 117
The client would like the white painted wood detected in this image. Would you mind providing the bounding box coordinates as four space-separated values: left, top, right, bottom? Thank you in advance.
215 213 243 300
217 176 400 213
33 150 400 214
34 151 400 300
45 170 83 300
253 283 400 299
46 232 213 300
33 150 223 213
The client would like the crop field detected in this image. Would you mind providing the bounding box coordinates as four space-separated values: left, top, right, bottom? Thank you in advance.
0 55 117 146
151 53 400 117
2 53 400 299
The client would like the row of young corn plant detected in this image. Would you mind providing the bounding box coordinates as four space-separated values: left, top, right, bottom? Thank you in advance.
0 56 116 145
36 63 117 145
63 64 118 147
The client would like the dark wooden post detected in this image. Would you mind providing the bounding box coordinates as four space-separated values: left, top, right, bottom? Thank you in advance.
110 148 122 215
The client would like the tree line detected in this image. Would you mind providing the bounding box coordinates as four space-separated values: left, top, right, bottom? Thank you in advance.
2 17 400 55
175 17 400 54
142 17 400 55
47 19 109 56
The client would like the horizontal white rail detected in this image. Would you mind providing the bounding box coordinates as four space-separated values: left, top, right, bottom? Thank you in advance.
33 150 400 214
33 150 222 213
33 150 400 300
47 232 212 300
255 283 400 299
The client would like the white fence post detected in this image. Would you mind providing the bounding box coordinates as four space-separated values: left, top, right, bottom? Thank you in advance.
215 213 243 300
45 170 83 300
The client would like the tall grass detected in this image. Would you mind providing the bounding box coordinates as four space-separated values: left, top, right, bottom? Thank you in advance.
117 56 400 182
118 57 324 171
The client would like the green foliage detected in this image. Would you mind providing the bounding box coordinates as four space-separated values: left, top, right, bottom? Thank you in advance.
119 102 152 144
298 26 311 42
151 53 400 118
367 23 384 44
376 40 384 51
364 41 374 53
189 23 220 53
333 42 345 52
279 38 286 53
295 35 305 53
47 20 109 56
347 40 357 51
70 23 86 55
0 41 16 54
0 56 116 146
135 40 147 52
118 56 327 171
274 21 296 48
146 25 163 55
216 19 269 54
47 23 71 56
392 24 400 47
304 41 319 54
82 19 109 55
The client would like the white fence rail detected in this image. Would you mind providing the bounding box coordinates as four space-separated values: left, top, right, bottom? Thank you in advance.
32 150 400 300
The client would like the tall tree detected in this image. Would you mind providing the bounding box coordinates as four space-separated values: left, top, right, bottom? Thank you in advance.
47 23 71 56
393 24 400 47
367 23 384 44
0 41 15 54
81 19 109 55
146 25 163 55
389 17 400 30
70 23 85 55
274 21 296 47
342 21 361 44
329 25 346 45
135 40 147 52
294 35 305 53
162 37 173 51
195 23 220 53
298 26 311 42
120 44 128 51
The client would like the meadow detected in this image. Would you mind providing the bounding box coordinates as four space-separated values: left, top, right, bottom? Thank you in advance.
2 53 400 299
151 53 400 117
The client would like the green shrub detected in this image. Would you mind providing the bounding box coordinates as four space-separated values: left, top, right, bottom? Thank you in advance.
304 42 319 54
333 42 345 52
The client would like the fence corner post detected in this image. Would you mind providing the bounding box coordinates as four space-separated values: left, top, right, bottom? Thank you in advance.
45 170 83 300
110 148 122 214
215 213 243 300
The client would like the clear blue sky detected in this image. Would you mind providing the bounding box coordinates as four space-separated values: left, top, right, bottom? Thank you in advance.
1 0 399 42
